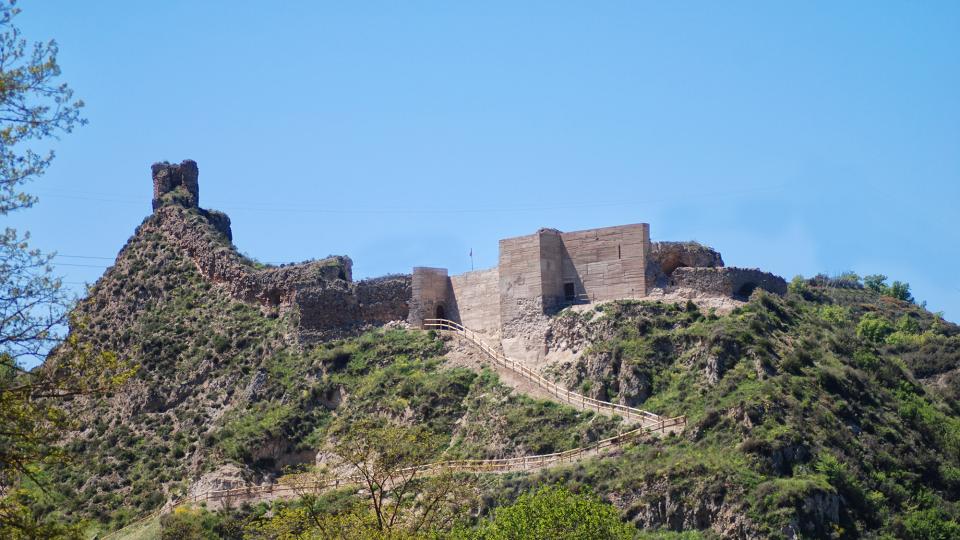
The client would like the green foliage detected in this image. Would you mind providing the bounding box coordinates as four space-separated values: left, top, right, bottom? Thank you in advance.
0 5 93 532
0 2 86 215
159 506 243 540
468 486 636 540
857 313 894 343
900 507 960 540
863 274 887 293
788 275 807 295
819 305 849 324
863 274 915 303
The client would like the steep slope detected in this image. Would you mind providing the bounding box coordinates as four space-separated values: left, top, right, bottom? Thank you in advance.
498 284 960 538
36 162 960 538
43 202 620 531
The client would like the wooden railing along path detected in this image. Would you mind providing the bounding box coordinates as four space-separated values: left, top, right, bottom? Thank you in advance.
424 318 685 433
174 421 662 509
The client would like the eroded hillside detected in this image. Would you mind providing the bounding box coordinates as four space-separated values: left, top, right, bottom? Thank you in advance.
36 164 960 539
45 201 620 529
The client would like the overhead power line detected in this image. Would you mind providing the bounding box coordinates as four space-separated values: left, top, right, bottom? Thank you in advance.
36 184 788 215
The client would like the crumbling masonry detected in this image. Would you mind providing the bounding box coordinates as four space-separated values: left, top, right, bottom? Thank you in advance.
149 160 786 344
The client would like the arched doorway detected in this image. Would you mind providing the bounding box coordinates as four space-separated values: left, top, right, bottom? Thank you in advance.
435 305 446 321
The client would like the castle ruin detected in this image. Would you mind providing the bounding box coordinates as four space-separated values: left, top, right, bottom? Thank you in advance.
149 160 786 346
407 224 787 347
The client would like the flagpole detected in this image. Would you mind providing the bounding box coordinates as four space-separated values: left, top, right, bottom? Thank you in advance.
470 248 474 271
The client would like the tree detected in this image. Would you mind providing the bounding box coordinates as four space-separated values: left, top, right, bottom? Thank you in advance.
0 2 127 537
276 419 480 538
863 274 887 294
0 1 86 214
863 274 915 303
468 485 637 540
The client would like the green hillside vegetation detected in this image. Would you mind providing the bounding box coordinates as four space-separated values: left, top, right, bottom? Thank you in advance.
39 209 619 534
27 208 960 539
136 276 960 539
500 280 960 538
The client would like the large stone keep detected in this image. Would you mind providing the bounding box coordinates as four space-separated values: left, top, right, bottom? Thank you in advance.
408 223 787 339
409 223 652 335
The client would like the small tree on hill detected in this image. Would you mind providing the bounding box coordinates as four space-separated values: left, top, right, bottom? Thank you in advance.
277 419 481 538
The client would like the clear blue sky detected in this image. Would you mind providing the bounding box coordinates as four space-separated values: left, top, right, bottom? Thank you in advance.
11 2 960 321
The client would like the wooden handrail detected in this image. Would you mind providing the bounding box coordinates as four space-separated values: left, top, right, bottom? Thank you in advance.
423 319 684 431
171 418 685 507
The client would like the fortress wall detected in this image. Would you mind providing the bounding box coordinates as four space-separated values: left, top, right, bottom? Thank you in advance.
356 275 412 325
670 267 787 299
499 233 546 337
559 223 650 302
408 267 449 327
449 267 500 335
538 230 565 312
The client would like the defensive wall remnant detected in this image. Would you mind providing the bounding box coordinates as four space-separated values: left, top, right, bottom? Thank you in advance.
149 160 410 341
147 159 786 344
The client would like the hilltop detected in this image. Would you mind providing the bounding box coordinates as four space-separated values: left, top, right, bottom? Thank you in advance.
33 162 960 539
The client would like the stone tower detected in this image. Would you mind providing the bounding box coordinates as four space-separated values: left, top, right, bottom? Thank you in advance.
151 159 199 210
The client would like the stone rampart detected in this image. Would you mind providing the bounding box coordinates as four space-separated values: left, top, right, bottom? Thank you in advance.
498 232 549 339
449 267 500 335
408 267 450 328
146 161 410 341
669 267 787 299
648 241 724 287
152 160 200 210
560 223 649 303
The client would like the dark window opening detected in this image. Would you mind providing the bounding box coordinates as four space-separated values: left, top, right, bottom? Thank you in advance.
564 282 576 301
435 305 446 320
618 244 621 259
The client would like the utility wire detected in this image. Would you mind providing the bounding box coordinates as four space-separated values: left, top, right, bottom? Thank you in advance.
35 184 788 215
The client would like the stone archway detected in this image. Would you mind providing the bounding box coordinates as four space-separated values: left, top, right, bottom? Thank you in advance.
435 305 446 321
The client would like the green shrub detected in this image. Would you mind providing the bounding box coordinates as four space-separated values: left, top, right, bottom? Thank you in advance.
819 305 849 324
857 313 894 343
900 507 960 540
469 485 636 540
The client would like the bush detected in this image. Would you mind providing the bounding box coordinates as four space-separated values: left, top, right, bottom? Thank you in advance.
857 313 894 344
900 507 960 540
470 485 636 540
788 276 808 295
819 305 849 325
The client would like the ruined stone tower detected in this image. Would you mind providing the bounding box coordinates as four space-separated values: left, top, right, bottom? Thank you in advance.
152 159 199 210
